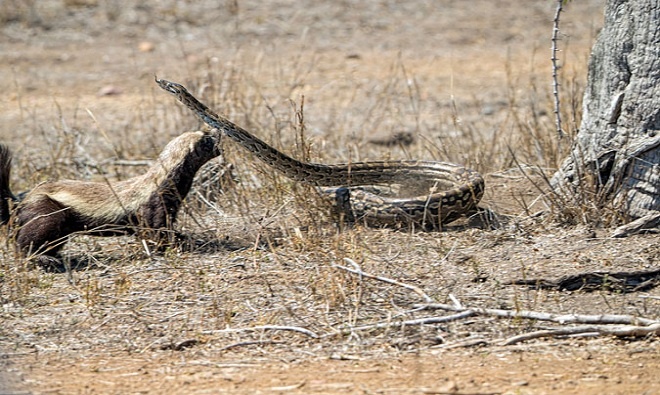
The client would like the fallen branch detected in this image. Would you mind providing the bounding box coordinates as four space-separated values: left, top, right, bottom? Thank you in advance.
329 311 475 336
335 258 434 303
415 302 658 326
325 302 660 344
612 211 660 238
218 340 282 352
201 325 318 338
411 301 660 344
502 323 660 345
331 264 659 343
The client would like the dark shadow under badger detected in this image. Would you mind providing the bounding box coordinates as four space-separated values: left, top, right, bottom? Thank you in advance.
0 130 222 263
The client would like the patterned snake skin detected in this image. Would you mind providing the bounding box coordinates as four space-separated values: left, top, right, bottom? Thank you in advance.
157 78 484 227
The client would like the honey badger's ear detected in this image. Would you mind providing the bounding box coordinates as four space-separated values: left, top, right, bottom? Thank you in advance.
198 127 219 134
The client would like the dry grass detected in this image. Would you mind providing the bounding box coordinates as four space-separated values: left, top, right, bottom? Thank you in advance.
0 1 658 393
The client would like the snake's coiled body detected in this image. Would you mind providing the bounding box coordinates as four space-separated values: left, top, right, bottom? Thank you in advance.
157 78 484 227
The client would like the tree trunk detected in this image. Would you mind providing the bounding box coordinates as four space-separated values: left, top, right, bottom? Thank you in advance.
551 0 660 221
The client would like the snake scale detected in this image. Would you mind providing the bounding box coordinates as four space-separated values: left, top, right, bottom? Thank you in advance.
156 78 484 228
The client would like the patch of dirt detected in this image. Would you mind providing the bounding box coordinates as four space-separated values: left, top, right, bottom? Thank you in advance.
2 1 659 394
4 342 660 394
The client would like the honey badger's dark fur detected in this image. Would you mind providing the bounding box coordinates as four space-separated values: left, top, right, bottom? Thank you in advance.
0 130 222 262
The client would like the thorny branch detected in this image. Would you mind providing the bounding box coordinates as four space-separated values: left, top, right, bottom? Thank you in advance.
552 0 565 139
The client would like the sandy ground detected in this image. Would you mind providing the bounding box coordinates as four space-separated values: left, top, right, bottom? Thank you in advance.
1 1 659 394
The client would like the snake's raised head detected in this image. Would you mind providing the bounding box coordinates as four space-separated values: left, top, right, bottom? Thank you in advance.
155 77 187 97
155 76 221 128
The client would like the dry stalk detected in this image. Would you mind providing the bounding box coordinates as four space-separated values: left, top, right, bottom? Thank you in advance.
330 311 475 336
217 340 283 352
201 324 319 338
416 302 659 326
335 257 434 304
551 0 565 140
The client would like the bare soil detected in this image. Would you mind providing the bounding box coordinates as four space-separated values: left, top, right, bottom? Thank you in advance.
1 1 659 394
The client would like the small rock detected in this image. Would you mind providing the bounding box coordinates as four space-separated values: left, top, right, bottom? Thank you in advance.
97 85 122 96
138 41 155 52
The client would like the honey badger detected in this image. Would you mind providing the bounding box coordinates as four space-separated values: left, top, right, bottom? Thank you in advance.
0 130 222 264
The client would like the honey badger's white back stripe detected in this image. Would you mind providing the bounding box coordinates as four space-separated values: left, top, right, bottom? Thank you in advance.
22 131 208 223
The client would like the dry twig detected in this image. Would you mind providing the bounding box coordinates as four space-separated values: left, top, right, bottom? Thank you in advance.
218 340 283 352
335 258 434 303
330 265 658 343
201 325 318 338
330 311 475 336
416 302 658 326
412 301 659 344
502 323 660 345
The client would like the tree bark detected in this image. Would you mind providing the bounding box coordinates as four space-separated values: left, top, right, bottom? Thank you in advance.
552 0 660 221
